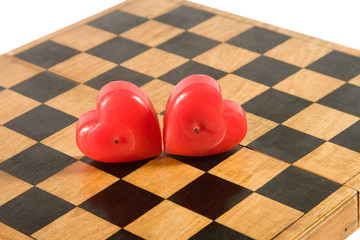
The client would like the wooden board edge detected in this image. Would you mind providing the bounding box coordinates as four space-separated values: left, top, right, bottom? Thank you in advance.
299 190 358 239
182 0 360 57
275 186 358 240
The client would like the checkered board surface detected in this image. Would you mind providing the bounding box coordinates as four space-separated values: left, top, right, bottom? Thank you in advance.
1 0 360 239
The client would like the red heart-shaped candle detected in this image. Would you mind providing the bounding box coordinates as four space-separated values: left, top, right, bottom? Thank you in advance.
76 81 162 162
163 75 247 156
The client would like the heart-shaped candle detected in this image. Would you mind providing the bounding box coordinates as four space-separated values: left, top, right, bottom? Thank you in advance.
163 75 247 156
76 81 162 163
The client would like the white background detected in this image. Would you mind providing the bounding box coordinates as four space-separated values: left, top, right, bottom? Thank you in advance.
1 1 360 239
1 0 360 54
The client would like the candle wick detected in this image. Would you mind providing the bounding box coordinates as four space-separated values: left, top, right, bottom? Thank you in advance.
114 139 119 144
194 128 199 134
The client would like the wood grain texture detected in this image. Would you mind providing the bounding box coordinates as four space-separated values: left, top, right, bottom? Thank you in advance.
189 15 252 42
283 103 359 140
194 43 260 72
49 53 117 83
0 171 33 206
0 222 33 240
346 174 360 221
0 126 37 163
120 0 181 18
122 48 188 78
1 1 360 239
218 74 269 105
36 161 119 205
265 38 332 67
183 0 360 57
346 173 360 192
295 142 360 184
274 69 345 102
124 155 204 198
209 148 289 191
274 186 357 240
45 84 98 118
0 55 43 88
125 200 211 240
240 112 278 146
121 20 184 47
0 89 41 124
141 79 175 113
349 74 360 87
41 123 84 160
298 195 358 240
6 0 360 58
53 25 116 51
32 207 120 240
217 193 303 240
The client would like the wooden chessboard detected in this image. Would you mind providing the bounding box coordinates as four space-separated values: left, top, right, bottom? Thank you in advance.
1 0 360 239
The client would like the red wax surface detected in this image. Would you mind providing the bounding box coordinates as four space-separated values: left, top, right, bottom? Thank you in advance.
163 75 247 156
76 81 162 163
